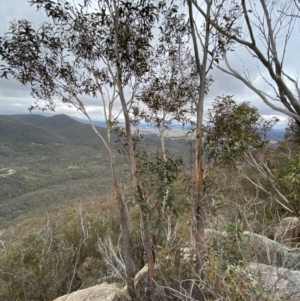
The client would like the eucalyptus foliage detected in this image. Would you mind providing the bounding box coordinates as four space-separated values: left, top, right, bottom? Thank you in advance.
133 8 199 131
0 0 161 112
204 95 278 165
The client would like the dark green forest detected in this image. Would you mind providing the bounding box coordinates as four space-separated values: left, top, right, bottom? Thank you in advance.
0 114 190 227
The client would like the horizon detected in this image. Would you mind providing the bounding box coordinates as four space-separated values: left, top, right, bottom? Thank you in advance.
1 111 288 130
0 112 287 143
0 112 288 130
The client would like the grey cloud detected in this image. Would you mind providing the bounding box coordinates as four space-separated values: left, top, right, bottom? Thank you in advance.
206 46 293 122
1 0 48 35
0 0 298 127
0 78 31 97
0 95 32 114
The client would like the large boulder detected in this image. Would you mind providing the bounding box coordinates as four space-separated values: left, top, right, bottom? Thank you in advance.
52 283 130 301
180 229 300 270
202 229 300 270
242 231 300 270
249 263 300 300
275 217 300 248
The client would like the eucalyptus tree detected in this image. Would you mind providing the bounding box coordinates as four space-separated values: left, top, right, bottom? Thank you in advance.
134 8 197 153
192 0 300 125
187 0 300 272
0 0 165 296
204 95 277 166
186 0 236 270
285 117 300 145
132 9 197 254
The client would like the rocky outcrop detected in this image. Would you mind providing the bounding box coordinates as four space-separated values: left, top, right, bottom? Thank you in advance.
203 229 300 269
249 263 300 300
242 231 300 270
52 283 130 301
275 217 300 248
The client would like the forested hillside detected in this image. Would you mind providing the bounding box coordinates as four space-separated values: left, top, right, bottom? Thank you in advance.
0 114 190 228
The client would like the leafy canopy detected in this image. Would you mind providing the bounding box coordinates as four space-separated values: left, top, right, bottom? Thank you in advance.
0 0 163 112
204 95 278 165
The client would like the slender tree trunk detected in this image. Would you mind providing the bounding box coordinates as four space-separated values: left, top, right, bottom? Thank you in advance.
112 0 155 291
115 41 155 281
118 78 155 297
159 126 173 247
108 149 136 298
188 0 211 271
194 124 205 270
195 70 207 271
118 83 155 278
83 110 136 298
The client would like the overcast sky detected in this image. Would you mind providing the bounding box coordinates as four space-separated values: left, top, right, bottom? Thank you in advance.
0 0 298 129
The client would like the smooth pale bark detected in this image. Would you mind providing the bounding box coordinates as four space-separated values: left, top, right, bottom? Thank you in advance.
188 0 212 271
80 106 135 298
112 0 155 282
115 40 155 282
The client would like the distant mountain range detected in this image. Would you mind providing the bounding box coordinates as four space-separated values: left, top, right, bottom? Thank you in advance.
0 113 286 142
264 128 285 141
0 113 193 153
0 114 108 146
70 116 107 127
70 115 286 141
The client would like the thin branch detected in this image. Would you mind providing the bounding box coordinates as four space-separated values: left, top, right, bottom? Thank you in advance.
188 0 202 77
218 56 300 122
241 0 256 45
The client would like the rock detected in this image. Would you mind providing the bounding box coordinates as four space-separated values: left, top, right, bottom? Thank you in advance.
249 263 300 300
52 283 130 301
201 229 300 270
242 231 300 270
179 229 300 270
275 217 300 248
